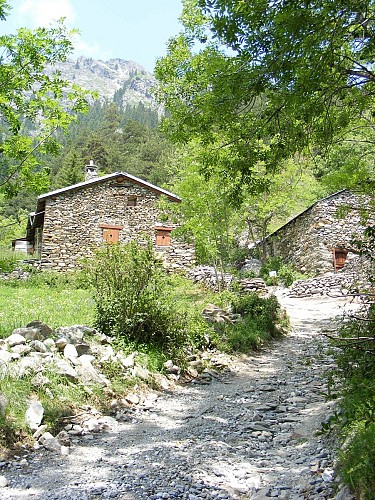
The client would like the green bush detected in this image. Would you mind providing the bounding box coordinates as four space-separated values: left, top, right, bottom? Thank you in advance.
85 240 191 358
233 293 282 335
338 418 375 499
0 247 25 273
259 257 306 287
210 293 287 353
329 305 375 498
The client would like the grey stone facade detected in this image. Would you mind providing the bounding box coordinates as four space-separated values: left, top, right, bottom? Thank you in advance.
26 172 195 272
262 190 373 275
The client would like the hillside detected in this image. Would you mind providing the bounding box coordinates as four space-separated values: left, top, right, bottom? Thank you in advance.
46 57 161 112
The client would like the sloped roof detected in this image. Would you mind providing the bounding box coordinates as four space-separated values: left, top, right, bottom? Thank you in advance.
263 189 346 241
38 171 181 202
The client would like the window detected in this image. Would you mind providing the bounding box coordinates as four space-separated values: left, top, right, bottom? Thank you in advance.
127 196 137 207
333 248 348 271
99 224 123 244
155 226 173 246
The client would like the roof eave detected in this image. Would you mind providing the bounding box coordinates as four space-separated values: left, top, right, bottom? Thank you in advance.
37 172 181 203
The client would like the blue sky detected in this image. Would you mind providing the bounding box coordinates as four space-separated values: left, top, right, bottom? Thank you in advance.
1 0 184 72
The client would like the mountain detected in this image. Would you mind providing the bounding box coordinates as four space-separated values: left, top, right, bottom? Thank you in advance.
46 57 161 112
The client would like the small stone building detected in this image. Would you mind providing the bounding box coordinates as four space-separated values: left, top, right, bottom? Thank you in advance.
261 190 373 276
25 163 195 271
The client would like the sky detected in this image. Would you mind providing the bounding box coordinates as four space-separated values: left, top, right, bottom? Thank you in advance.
1 0 184 72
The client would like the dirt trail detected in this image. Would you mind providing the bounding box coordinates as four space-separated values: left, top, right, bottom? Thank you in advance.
2 291 357 500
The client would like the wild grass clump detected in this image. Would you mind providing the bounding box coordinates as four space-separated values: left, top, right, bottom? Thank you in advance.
0 369 106 452
0 247 25 273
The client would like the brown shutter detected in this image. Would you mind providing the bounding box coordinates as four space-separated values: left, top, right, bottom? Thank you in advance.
99 224 123 244
155 226 173 246
333 248 348 271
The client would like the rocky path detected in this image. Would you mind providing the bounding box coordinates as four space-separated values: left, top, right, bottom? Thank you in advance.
2 292 357 500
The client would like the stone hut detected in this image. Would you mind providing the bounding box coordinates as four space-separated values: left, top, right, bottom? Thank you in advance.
261 190 373 276
25 164 195 272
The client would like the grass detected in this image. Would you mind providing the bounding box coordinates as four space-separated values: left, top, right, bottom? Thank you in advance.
0 248 26 273
0 283 94 338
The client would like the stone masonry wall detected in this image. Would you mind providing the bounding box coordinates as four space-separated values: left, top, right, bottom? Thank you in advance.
39 178 195 271
263 191 372 276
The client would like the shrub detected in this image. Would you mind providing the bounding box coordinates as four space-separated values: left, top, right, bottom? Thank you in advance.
210 293 287 353
233 293 281 334
259 257 307 286
329 303 375 498
85 240 191 358
338 422 375 500
0 247 25 273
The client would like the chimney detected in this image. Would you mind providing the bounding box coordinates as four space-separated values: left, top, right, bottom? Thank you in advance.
85 160 98 181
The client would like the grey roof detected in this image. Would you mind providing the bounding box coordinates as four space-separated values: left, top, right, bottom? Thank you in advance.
38 171 181 202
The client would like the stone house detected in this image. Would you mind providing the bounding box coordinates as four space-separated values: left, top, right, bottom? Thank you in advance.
261 190 373 276
24 163 195 272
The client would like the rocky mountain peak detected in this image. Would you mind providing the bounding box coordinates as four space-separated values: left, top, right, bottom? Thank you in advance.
46 57 160 111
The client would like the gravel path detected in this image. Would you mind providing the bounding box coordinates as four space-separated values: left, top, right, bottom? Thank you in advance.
1 291 358 499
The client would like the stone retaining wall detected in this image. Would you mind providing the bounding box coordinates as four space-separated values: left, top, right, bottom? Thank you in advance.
188 265 267 294
289 257 371 297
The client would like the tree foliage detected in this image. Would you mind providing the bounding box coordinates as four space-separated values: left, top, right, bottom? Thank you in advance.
0 2 92 196
240 156 325 251
155 0 375 191
163 143 240 271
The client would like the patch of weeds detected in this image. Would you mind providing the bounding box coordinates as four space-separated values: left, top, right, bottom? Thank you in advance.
0 247 26 273
259 257 308 286
207 292 286 354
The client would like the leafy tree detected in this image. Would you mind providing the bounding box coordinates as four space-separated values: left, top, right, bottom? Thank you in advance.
163 144 239 274
0 1 92 197
155 0 375 191
239 157 325 256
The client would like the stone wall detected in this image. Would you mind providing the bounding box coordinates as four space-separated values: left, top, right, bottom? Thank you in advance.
288 255 372 297
263 191 372 275
156 243 196 271
39 178 195 271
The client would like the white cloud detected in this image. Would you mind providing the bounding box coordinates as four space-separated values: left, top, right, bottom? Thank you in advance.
72 34 112 61
17 0 76 27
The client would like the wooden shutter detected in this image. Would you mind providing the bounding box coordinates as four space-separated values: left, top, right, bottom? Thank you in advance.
99 224 123 244
333 248 348 271
155 226 173 246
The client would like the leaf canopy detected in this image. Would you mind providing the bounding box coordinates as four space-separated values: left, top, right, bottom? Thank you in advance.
0 7 93 196
155 0 375 190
